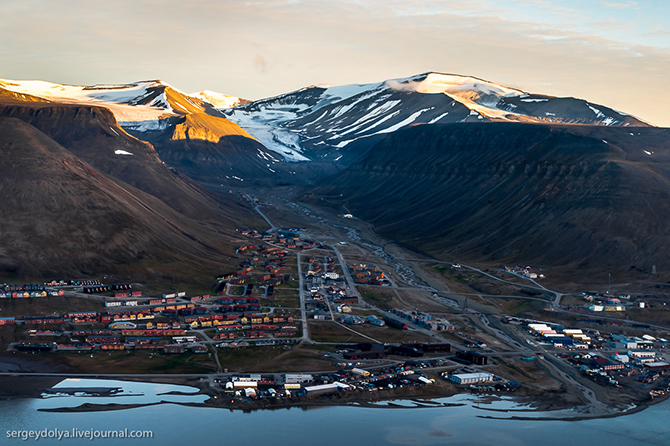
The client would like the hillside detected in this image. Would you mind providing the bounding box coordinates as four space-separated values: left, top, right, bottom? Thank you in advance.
0 101 258 225
0 117 257 280
311 123 670 278
131 112 281 185
0 77 282 184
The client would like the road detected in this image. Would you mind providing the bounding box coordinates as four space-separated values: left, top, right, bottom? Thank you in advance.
255 205 276 231
541 355 611 415
242 192 656 415
408 259 670 331
251 202 309 342
328 244 362 303
296 251 309 342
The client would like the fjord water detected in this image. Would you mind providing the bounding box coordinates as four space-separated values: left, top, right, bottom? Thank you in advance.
1 379 669 445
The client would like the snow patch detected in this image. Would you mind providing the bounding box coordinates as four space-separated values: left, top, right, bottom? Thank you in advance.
337 100 402 136
386 72 525 98
148 92 173 112
191 90 244 109
587 104 606 118
119 119 170 132
313 82 384 110
352 111 400 135
374 109 428 135
114 150 133 156
0 78 178 129
428 112 449 124
242 126 309 162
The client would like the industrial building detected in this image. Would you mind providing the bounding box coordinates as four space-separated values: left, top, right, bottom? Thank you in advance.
304 383 340 395
456 350 488 365
285 374 314 384
449 372 494 384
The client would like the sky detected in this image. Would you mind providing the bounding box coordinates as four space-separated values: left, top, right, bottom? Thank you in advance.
1 0 669 126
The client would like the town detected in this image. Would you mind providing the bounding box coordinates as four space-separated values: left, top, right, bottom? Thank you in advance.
1 193 670 412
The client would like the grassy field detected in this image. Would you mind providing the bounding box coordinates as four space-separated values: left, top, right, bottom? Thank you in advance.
308 321 371 343
498 298 549 318
0 295 103 318
244 344 335 373
2 349 219 374
356 324 437 343
560 295 590 306
226 286 245 296
359 288 396 308
307 319 435 344
283 280 300 289
429 264 484 285
628 307 670 326
425 263 536 297
271 293 301 308
0 325 22 347
216 345 294 372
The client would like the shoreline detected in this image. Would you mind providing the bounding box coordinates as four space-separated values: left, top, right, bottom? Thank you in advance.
10 378 662 422
2 370 667 422
31 392 661 422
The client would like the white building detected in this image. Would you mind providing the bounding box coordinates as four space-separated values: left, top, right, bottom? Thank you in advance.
449 373 494 384
612 354 630 364
614 340 638 349
285 373 314 384
305 383 339 395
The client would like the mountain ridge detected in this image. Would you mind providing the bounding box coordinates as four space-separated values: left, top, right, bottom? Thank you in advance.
309 122 670 278
222 72 650 164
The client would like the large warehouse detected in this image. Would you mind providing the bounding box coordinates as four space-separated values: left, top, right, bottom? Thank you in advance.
449 373 494 385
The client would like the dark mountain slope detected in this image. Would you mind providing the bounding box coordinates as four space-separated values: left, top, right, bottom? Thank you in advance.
0 117 250 279
132 112 280 185
313 123 670 276
0 101 256 226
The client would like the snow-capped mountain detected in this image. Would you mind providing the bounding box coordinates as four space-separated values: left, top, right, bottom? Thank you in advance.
188 90 249 109
0 78 219 132
0 77 283 184
1 72 650 169
222 72 649 162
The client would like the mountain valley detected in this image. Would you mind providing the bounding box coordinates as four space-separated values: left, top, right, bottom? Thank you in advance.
0 72 667 281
